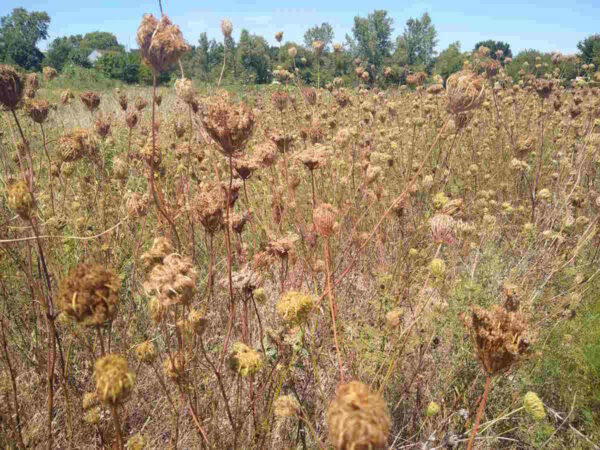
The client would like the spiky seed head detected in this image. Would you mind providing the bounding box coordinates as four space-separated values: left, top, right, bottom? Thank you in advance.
57 264 120 327
426 401 441 417
288 46 297 58
445 70 485 115
57 128 98 162
94 354 135 405
523 392 546 420
7 180 34 220
175 77 195 104
24 98 50 124
134 96 148 111
43 66 57 81
277 291 314 325
274 395 300 418
118 93 128 111
144 253 197 307
275 31 283 42
24 73 39 98
137 14 189 73
127 433 148 450
60 89 74 104
313 203 338 238
135 341 157 364
228 342 262 377
0 65 24 110
200 92 256 156
188 309 207 335
163 352 187 382
221 18 233 38
466 305 529 374
327 381 391 450
80 91 100 112
312 40 325 56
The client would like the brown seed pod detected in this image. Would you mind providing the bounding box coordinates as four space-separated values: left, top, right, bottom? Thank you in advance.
445 70 485 115
118 93 128 111
24 73 39 98
42 66 57 81
24 98 50 124
7 180 34 220
94 354 135 405
80 91 101 112
175 77 195 104
200 92 256 156
327 381 391 450
134 96 148 111
0 65 24 110
137 14 189 74
126 111 138 129
57 264 121 327
313 203 337 238
57 128 98 162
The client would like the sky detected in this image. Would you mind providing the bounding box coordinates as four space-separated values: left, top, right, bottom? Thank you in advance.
1 0 598 55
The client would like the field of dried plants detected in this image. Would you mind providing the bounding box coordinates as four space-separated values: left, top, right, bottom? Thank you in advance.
1 12 600 450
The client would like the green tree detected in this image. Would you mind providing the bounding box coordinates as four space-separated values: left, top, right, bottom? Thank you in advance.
577 34 600 67
473 40 512 64
402 12 438 69
95 51 140 83
80 31 123 52
303 22 334 50
434 41 466 81
236 29 271 84
46 35 86 70
347 10 394 68
0 8 50 70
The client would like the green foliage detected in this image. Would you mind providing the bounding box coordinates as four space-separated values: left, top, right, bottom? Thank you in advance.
401 12 438 69
95 52 140 84
80 31 123 52
473 39 513 64
46 35 85 71
236 29 271 84
0 7 50 70
347 10 394 68
434 41 466 81
577 34 600 67
303 22 335 50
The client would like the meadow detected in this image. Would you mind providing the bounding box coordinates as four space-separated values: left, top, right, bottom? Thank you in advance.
0 13 600 450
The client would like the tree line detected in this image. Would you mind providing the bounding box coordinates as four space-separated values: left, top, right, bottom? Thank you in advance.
1 7 599 87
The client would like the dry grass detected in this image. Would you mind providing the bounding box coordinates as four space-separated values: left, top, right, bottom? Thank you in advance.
0 26 600 450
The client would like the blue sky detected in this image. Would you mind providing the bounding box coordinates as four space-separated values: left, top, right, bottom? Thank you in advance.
2 0 598 55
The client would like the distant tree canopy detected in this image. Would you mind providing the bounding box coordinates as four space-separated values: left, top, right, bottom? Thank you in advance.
577 34 600 67
434 41 466 81
0 8 50 70
401 13 438 69
1 7 595 88
303 23 334 50
347 10 394 68
473 40 512 64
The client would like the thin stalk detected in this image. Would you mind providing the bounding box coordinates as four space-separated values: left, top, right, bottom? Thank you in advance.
467 375 492 450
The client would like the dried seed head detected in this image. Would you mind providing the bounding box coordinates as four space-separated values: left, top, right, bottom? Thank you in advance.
0 65 24 109
82 392 98 410
327 381 391 450
274 395 300 418
127 433 148 450
94 354 135 405
523 392 545 420
163 352 187 382
118 93 128 111
57 128 98 162
57 264 120 326
221 18 233 38
175 77 195 104
426 401 441 417
466 305 529 374
24 73 39 98
144 253 197 306
135 96 148 111
126 111 139 129
313 203 337 238
24 98 50 124
135 340 157 364
7 180 34 220
288 46 297 58
535 79 554 99
42 66 57 81
228 342 262 377
94 113 112 138
312 40 325 56
188 309 207 335
303 87 317 106
80 91 100 112
275 31 283 42
60 90 74 104
137 14 189 73
430 214 455 245
200 92 255 156
385 309 403 328
276 291 314 325
272 90 289 112
445 70 485 115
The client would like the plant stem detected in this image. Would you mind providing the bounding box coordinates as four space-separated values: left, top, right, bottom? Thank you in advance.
467 375 492 450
